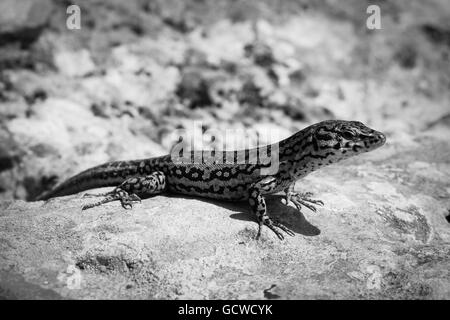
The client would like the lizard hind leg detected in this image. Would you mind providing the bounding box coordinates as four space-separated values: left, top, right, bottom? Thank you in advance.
82 171 166 210
82 188 139 210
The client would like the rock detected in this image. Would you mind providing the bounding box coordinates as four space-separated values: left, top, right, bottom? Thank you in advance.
244 42 275 68
0 100 29 119
2 70 50 107
176 68 213 109
1 136 449 299
394 43 418 69
0 140 19 173
237 81 264 107
4 97 167 200
188 21 253 66
53 50 96 77
0 128 23 199
0 0 53 46
83 43 181 109
421 24 450 48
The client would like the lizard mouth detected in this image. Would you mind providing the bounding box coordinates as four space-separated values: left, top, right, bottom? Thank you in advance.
354 131 386 153
367 131 386 149
342 131 386 155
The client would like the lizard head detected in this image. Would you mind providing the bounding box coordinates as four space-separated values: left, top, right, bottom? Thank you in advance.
312 120 386 162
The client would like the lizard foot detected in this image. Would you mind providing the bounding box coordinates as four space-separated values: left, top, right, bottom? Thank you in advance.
285 191 324 213
256 218 295 241
82 188 141 210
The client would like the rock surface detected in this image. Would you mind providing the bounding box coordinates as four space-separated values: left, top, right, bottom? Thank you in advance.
0 0 53 39
1 129 449 299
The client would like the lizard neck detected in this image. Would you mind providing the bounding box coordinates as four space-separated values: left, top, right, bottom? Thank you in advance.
277 124 343 180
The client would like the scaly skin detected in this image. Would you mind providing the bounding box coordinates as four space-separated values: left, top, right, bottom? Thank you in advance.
36 120 386 240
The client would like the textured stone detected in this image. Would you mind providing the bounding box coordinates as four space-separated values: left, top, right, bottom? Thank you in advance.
0 0 53 45
53 50 96 77
1 133 449 299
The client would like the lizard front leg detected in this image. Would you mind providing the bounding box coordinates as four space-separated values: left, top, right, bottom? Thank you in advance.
284 183 324 213
249 176 295 240
82 171 166 210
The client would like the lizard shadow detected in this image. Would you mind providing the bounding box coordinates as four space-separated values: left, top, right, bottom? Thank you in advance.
164 193 321 237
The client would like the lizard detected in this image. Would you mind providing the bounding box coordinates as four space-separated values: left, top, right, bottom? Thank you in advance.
35 120 386 240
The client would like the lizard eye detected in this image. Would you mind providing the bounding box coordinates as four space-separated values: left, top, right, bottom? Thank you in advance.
341 131 355 140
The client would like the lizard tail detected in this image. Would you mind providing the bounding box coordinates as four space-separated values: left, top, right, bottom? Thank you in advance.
34 161 134 201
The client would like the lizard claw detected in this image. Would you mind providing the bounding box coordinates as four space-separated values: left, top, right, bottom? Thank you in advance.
81 203 93 211
129 194 142 203
120 193 141 209
257 218 295 240
82 191 111 198
286 191 324 214
121 201 133 210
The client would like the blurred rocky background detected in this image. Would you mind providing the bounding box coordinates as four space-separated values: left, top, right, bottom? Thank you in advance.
0 0 449 299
